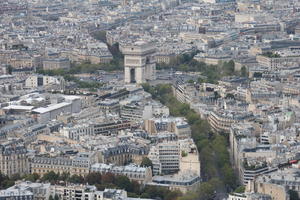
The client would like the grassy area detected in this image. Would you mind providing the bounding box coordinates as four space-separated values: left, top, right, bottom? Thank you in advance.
142 84 238 200
262 51 281 58
37 69 103 90
157 53 240 83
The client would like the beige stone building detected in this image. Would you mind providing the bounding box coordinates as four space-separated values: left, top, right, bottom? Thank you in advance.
155 53 175 64
9 56 34 69
98 144 148 166
31 152 98 177
256 54 300 71
43 58 70 70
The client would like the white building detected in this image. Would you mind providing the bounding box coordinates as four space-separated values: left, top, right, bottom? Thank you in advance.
25 75 65 89
60 124 94 140
91 163 152 184
32 96 81 123
0 188 33 200
148 141 180 175
2 181 51 200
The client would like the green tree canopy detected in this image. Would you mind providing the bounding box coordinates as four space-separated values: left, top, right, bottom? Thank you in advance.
140 157 153 169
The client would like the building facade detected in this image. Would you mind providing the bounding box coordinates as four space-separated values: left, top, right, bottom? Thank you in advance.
0 140 28 177
148 141 180 175
91 163 152 184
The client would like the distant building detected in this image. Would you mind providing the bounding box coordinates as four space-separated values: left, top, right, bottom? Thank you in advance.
31 152 98 177
150 172 200 193
31 96 81 123
203 0 235 3
42 58 70 70
98 99 120 113
208 109 254 133
248 167 300 200
0 187 33 200
144 117 191 139
228 192 272 200
50 185 148 200
0 181 51 200
0 140 28 177
25 75 65 90
99 144 149 166
148 141 180 175
91 163 152 184
0 183 154 200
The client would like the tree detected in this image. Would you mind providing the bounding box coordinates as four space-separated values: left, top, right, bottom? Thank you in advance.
289 190 299 200
92 31 107 43
198 182 215 200
179 192 199 200
101 173 115 184
234 186 245 193
253 72 262 78
54 194 59 200
131 181 141 194
222 60 235 76
225 93 235 99
141 157 153 169
187 79 194 84
181 151 188 157
11 174 21 181
222 164 236 189
59 172 70 182
42 171 59 183
140 193 151 199
85 172 101 185
241 66 248 77
7 65 13 74
24 173 40 182
115 176 132 192
214 91 221 99
68 175 84 184
165 190 182 200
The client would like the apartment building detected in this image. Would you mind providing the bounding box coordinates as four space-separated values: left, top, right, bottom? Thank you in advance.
61 48 113 65
99 144 149 166
98 99 120 113
148 141 180 175
60 124 94 140
93 120 132 136
248 170 293 200
0 140 28 177
150 172 201 193
144 117 191 139
256 54 300 71
0 181 51 200
0 188 33 200
91 163 152 184
208 109 254 133
25 75 65 89
42 58 70 70
50 185 128 200
31 152 98 177
155 53 175 64
172 83 199 104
